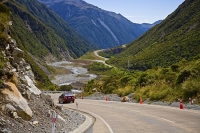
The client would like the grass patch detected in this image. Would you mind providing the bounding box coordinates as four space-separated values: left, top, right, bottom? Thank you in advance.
78 51 105 61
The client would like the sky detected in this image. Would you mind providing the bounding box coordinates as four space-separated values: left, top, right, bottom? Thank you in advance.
84 0 185 24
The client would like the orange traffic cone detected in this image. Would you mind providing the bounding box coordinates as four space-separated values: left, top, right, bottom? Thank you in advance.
106 96 108 101
140 97 143 104
180 99 183 109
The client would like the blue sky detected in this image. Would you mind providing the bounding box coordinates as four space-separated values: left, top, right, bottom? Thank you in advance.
84 0 185 24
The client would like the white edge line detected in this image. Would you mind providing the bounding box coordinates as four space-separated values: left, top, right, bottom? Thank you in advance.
160 118 175 123
81 102 176 124
84 110 114 133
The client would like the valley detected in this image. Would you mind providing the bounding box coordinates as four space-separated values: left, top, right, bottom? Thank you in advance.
47 50 111 89
0 0 200 132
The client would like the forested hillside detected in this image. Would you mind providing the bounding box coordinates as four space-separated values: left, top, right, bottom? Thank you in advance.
108 0 200 70
84 0 200 104
1 0 97 89
5 0 96 62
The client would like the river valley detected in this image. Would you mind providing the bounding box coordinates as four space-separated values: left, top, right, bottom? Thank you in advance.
48 60 97 87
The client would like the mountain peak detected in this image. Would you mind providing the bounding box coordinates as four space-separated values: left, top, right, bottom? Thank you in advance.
39 0 151 48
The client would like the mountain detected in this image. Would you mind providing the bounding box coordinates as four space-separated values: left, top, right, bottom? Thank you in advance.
5 0 96 63
0 3 85 131
107 0 200 70
38 0 155 48
141 20 162 29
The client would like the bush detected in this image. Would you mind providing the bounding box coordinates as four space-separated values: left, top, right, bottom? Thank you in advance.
171 64 179 72
58 85 73 91
176 70 191 84
136 73 148 87
0 3 9 13
149 89 169 101
182 78 200 100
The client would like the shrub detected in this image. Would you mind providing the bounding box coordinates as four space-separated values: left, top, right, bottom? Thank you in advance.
58 85 73 91
0 33 7 42
149 89 169 101
176 70 191 84
182 78 200 100
136 73 148 87
0 3 10 13
171 64 179 72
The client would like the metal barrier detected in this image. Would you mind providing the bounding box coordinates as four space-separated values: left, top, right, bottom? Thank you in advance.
42 91 66 94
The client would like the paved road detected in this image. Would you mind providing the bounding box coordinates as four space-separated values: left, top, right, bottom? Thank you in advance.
93 50 112 67
51 94 200 133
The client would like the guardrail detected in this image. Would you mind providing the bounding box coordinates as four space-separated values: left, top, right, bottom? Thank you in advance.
42 91 66 94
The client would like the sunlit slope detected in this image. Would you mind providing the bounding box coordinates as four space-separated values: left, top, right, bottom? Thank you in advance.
108 0 200 70
5 0 96 61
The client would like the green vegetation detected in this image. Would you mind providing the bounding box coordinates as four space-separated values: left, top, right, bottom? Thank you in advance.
84 58 200 103
57 85 73 91
0 2 10 43
107 0 200 71
0 2 55 90
84 0 200 104
44 0 148 49
98 47 124 58
0 0 97 91
87 62 112 74
5 0 96 61
78 51 104 61
0 2 10 84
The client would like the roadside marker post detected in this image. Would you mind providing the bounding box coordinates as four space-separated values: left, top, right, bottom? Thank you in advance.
52 111 57 133
76 102 78 111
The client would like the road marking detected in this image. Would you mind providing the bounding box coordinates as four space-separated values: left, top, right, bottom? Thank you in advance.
83 110 114 133
80 101 176 124
160 118 175 123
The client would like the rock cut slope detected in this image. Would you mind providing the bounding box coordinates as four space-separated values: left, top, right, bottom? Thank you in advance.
0 2 85 132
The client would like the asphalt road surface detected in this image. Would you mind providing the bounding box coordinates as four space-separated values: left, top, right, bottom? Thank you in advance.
51 94 200 133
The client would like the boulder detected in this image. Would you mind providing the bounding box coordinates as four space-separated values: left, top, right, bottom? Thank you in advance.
121 96 130 102
10 112 19 119
1 82 33 120
57 114 66 124
5 104 16 112
24 75 41 95
12 48 24 64
32 121 39 126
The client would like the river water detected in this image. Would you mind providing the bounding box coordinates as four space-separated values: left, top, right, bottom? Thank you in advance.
48 61 97 86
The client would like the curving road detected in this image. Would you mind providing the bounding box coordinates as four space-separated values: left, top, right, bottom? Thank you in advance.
50 94 200 133
93 50 113 67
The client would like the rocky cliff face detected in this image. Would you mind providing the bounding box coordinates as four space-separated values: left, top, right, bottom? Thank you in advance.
0 23 85 133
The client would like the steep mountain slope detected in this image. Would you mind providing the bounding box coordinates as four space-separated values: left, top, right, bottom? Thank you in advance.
38 0 154 48
108 0 200 70
0 4 85 132
5 0 96 62
141 20 162 29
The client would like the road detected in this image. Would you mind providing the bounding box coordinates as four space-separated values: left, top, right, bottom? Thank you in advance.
50 94 200 133
93 50 113 67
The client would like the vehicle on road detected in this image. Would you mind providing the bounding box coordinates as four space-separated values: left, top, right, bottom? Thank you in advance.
58 92 75 104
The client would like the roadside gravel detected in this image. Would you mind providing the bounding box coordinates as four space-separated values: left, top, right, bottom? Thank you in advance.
0 93 86 133
85 92 200 111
